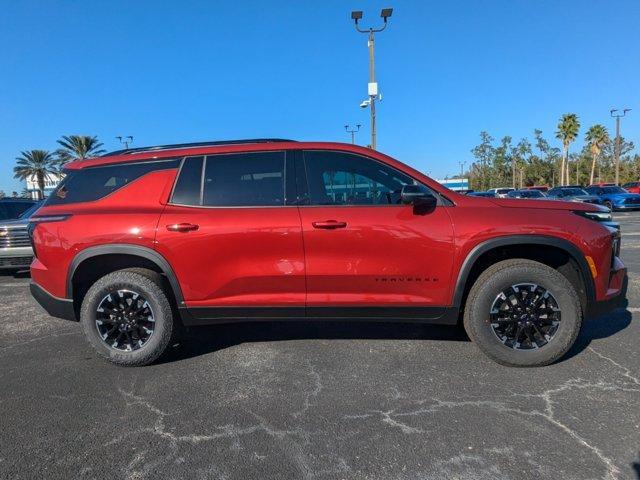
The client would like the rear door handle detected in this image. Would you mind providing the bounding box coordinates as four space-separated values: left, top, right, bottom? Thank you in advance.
312 220 347 229
166 223 199 232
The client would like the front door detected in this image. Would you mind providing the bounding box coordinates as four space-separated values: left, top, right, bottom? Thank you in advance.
297 150 455 317
156 151 305 320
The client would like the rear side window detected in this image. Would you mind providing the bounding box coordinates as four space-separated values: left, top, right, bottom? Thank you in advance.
171 156 204 205
45 159 180 205
170 151 286 207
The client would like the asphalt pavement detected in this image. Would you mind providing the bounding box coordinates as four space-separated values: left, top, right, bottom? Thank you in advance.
1 214 639 480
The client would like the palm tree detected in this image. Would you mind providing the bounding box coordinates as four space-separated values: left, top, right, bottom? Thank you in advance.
56 135 106 164
555 113 580 185
585 124 609 185
13 150 56 200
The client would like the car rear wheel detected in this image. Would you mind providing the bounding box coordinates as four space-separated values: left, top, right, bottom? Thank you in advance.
80 269 174 366
603 200 613 211
463 259 582 367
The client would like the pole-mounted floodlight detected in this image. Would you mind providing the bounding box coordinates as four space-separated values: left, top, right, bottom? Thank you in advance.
350 7 393 150
610 108 631 185
116 135 134 149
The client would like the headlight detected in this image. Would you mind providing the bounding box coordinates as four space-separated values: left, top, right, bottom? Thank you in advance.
574 210 612 222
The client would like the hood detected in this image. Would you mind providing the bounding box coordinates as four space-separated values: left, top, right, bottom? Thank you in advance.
487 197 607 212
571 195 601 201
0 218 30 228
612 193 640 200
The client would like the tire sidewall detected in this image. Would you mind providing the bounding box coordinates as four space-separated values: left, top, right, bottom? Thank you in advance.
80 272 173 366
466 263 581 366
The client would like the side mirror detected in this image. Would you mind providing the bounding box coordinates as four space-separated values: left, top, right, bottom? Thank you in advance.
401 185 437 209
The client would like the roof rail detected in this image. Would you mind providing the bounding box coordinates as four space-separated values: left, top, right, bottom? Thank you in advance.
102 138 297 157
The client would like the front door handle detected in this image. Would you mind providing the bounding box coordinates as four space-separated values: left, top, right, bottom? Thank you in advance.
166 223 199 232
312 220 347 229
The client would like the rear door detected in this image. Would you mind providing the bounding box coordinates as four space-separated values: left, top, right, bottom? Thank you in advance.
296 149 455 317
156 151 305 319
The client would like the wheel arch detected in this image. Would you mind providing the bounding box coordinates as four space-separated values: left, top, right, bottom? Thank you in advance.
67 244 184 306
453 235 595 312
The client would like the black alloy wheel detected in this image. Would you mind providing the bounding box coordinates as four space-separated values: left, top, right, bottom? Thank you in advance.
489 283 561 350
95 289 156 351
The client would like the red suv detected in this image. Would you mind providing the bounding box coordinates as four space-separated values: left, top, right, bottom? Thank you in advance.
29 139 626 367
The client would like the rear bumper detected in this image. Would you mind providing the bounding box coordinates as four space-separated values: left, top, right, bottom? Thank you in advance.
30 282 77 321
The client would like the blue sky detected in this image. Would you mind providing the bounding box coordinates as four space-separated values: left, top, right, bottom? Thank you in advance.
1 0 638 193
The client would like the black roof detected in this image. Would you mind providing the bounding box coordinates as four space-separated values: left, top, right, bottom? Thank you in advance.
102 138 296 157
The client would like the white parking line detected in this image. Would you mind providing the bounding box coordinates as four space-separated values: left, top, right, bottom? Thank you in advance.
0 283 28 287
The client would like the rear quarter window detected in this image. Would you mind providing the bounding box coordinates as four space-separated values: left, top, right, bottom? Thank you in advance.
45 159 180 205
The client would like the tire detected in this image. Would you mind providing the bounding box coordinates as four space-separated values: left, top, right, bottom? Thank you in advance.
604 201 613 211
463 259 582 367
80 269 175 366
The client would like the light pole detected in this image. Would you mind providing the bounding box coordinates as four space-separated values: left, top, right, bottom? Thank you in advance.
116 136 133 149
610 108 631 185
459 161 466 179
344 124 362 144
351 8 393 150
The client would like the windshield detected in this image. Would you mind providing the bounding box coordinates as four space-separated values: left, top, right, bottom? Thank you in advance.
561 188 588 196
602 186 627 194
18 201 43 219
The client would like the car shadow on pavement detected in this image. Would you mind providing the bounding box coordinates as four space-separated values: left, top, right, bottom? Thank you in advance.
0 269 30 279
159 320 469 364
564 305 633 361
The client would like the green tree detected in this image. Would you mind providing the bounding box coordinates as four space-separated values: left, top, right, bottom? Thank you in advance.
55 135 105 166
555 113 580 185
584 124 609 185
13 150 56 199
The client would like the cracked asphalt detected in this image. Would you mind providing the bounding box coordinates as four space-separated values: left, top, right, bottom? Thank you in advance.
1 214 639 480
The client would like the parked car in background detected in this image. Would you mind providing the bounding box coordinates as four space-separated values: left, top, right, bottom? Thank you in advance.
546 187 602 205
523 185 549 192
486 187 515 198
622 181 640 194
28 138 626 368
466 191 497 198
585 185 640 211
0 201 42 270
0 198 37 221
506 189 546 199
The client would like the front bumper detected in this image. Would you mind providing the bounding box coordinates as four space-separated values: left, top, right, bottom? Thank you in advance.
0 246 33 269
585 257 627 320
30 282 77 321
612 204 640 211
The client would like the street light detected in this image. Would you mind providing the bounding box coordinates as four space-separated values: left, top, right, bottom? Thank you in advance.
116 136 133 149
610 109 631 186
344 124 361 144
350 7 393 150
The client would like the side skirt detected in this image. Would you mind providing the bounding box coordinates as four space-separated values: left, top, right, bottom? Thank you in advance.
179 306 459 326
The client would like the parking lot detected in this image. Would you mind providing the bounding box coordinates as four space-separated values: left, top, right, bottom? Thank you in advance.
0 214 638 480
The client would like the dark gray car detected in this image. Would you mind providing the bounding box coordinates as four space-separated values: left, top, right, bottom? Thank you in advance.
545 187 602 205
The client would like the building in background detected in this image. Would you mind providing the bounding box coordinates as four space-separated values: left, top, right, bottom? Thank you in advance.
26 173 63 199
436 178 469 192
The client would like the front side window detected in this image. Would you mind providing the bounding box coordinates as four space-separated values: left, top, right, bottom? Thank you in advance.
46 159 180 205
303 151 424 206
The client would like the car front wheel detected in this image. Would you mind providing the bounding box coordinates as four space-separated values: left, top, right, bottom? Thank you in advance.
463 259 582 367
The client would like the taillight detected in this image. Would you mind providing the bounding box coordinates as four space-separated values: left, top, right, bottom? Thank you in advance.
27 215 72 258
